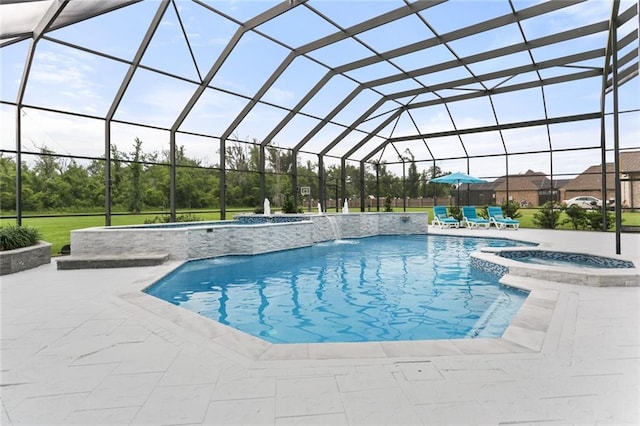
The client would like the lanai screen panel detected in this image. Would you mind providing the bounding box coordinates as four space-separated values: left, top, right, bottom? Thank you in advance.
0 0 140 41
261 57 328 110
1 0 638 202
18 109 105 159
179 89 249 137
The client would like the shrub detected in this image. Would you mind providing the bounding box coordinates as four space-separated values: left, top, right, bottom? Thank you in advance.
176 213 203 222
281 194 302 214
532 201 561 229
479 202 520 221
0 225 41 251
144 216 165 224
143 213 203 224
384 194 393 212
562 204 588 230
448 205 463 221
501 201 522 219
585 210 615 231
479 205 490 219
560 205 615 231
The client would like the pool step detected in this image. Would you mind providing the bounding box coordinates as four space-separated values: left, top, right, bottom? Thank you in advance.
56 253 170 270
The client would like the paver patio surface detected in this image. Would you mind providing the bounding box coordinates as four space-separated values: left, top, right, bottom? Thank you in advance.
1 229 638 425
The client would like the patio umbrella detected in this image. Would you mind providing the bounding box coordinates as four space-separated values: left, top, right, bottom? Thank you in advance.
430 172 488 206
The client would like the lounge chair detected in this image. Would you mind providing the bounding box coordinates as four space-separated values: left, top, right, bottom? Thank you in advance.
488 206 520 230
462 206 490 229
432 206 460 229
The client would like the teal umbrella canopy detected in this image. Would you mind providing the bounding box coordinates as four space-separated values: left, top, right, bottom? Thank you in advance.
430 172 488 206
429 172 487 185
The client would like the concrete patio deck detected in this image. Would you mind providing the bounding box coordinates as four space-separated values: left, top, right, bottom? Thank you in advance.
1 229 639 425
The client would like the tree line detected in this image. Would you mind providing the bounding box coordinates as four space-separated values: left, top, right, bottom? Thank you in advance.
0 138 454 214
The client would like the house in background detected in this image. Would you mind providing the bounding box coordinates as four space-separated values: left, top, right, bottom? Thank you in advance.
459 170 567 207
454 152 640 208
492 170 563 207
560 164 616 203
620 151 640 209
560 151 640 208
456 181 495 206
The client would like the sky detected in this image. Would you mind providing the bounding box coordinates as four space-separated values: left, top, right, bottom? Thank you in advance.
0 0 638 180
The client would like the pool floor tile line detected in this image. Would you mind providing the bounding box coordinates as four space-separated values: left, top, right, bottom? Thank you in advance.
1 229 638 425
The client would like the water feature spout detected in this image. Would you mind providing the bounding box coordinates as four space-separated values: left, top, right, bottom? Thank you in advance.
263 198 271 216
342 199 349 214
317 203 322 215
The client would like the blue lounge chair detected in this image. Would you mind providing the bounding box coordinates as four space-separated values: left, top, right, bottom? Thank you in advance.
488 206 520 230
432 206 459 229
462 206 490 229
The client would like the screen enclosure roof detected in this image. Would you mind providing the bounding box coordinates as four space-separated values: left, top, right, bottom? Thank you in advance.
1 0 638 170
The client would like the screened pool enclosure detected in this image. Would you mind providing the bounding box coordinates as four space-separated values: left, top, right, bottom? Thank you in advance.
1 1 639 245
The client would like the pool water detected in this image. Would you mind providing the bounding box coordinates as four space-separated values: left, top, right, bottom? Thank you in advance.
145 235 531 344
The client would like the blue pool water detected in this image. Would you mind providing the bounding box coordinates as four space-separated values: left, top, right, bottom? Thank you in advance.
145 235 532 344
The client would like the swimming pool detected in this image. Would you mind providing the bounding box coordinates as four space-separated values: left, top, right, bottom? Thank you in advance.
144 235 532 344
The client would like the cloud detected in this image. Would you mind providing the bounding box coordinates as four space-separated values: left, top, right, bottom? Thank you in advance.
1 107 103 159
263 87 295 104
26 48 109 115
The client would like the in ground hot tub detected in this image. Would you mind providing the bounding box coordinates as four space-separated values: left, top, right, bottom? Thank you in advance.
497 250 635 269
471 248 639 287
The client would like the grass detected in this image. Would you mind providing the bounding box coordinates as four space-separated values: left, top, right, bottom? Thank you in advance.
0 210 243 255
1 207 638 256
405 206 640 228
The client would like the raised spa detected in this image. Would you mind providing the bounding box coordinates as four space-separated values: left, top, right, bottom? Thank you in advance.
497 250 635 269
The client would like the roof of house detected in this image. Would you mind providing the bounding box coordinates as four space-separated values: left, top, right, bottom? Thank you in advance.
620 151 640 173
492 170 552 191
554 179 572 189
561 163 616 191
463 157 632 194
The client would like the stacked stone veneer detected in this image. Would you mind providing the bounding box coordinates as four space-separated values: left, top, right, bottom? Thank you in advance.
0 241 51 275
70 212 428 261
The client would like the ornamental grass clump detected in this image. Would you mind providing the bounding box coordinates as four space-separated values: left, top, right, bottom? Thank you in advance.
0 225 41 251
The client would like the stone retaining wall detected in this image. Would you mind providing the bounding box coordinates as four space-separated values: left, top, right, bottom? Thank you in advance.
70 212 428 261
0 241 51 275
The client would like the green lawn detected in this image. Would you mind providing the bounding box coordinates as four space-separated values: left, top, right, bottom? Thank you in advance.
405 206 640 228
2 207 638 256
0 210 243 255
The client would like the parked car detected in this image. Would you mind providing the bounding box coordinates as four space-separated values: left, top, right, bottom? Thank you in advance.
563 196 602 209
